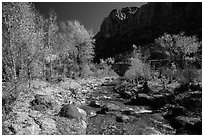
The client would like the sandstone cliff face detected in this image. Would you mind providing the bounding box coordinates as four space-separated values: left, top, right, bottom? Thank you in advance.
94 2 202 62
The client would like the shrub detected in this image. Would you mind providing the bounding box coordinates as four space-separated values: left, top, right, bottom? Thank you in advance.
81 64 95 78
158 63 177 83
93 58 118 78
175 67 200 84
125 47 152 84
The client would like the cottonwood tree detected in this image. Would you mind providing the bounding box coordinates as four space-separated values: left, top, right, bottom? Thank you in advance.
3 2 22 81
52 31 72 78
60 21 94 76
2 2 45 84
60 20 95 78
155 33 201 84
19 3 45 81
155 33 201 69
2 25 14 82
43 9 59 81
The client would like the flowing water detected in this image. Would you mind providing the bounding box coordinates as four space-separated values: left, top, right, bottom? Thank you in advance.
82 85 176 135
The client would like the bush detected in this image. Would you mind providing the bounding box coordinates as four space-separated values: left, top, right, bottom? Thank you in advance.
158 63 177 83
93 58 118 78
125 47 152 84
81 64 95 78
176 67 200 84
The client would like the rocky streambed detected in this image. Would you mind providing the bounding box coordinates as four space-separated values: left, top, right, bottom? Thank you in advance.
83 78 202 135
2 77 202 135
83 83 175 135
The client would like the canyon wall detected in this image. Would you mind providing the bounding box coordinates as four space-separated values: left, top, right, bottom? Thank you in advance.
94 2 202 62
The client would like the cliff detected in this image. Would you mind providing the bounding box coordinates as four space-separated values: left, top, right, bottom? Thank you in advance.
94 2 202 62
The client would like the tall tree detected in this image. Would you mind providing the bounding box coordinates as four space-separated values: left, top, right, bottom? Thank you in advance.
43 9 59 81
65 20 95 77
155 33 201 69
3 2 22 81
2 2 45 83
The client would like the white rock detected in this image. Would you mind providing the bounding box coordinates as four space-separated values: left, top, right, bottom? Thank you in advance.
81 120 87 129
90 111 97 117
77 107 87 118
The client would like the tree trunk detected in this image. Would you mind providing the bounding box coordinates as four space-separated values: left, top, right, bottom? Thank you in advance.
48 63 51 82
76 54 82 77
10 43 17 80
43 60 46 80
10 44 17 81
27 65 30 88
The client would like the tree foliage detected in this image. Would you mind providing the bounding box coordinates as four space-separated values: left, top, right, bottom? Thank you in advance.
155 33 201 69
2 2 45 82
59 20 95 77
125 47 152 84
2 3 94 82
154 33 202 84
2 2 99 83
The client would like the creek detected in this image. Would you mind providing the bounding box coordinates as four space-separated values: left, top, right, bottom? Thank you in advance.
81 84 176 135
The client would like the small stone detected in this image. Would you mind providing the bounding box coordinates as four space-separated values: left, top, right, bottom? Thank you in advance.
77 107 87 119
103 95 112 99
116 115 129 123
30 94 53 109
90 111 97 117
121 108 134 115
104 103 120 111
33 105 47 112
89 100 101 108
81 120 87 129
97 106 108 114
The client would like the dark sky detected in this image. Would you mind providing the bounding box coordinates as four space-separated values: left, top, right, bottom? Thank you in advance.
34 2 146 34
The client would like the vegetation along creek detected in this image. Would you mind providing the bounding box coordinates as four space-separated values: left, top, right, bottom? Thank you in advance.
2 2 202 135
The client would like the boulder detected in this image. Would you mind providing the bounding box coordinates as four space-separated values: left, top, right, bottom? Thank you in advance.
58 104 82 119
77 107 87 121
55 117 86 135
